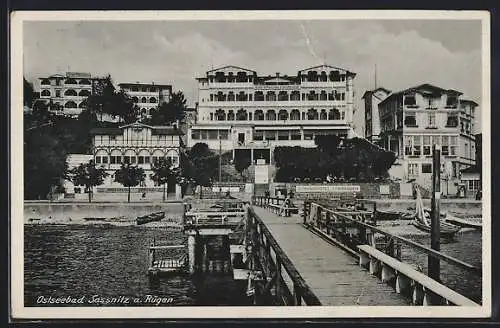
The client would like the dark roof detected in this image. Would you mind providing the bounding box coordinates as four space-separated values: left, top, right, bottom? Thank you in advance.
90 127 122 135
379 83 464 106
90 124 183 136
361 87 391 99
461 99 479 106
461 165 481 174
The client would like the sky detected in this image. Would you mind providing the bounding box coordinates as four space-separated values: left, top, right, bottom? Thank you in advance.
23 18 483 134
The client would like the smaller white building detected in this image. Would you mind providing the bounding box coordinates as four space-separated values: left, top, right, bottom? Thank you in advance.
90 122 183 192
63 154 94 199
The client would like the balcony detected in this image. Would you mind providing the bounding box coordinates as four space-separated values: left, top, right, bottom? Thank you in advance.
205 100 346 108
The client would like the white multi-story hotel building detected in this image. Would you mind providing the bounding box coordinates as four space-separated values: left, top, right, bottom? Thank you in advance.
38 72 103 117
118 82 172 118
89 122 183 191
188 65 356 164
372 83 478 195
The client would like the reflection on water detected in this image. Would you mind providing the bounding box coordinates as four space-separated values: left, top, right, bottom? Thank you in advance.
24 225 250 306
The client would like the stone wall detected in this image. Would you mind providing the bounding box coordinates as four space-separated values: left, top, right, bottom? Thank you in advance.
24 202 184 221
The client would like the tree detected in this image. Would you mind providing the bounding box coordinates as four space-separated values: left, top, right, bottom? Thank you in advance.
87 75 138 123
114 163 145 202
149 91 187 125
24 131 68 200
24 77 35 108
233 149 252 181
69 160 109 203
150 157 174 202
182 143 219 198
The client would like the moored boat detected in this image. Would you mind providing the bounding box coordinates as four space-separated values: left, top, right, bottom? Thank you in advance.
444 215 482 229
374 209 401 221
411 187 461 239
83 217 107 221
136 211 165 225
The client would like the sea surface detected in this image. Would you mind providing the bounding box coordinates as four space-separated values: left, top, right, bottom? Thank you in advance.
24 224 251 306
24 223 483 306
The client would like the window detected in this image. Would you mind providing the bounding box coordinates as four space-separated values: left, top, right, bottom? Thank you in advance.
55 90 61 98
41 89 51 97
423 136 431 156
422 164 432 173
191 130 200 140
227 111 235 120
405 136 413 156
446 96 458 108
404 95 417 106
278 131 289 140
253 131 264 141
468 180 480 191
408 163 419 177
254 110 264 120
201 130 208 140
413 136 421 156
427 113 436 128
450 136 458 155
404 115 417 127
446 115 458 127
441 136 450 155
138 156 144 164
102 156 108 164
208 130 218 139
95 156 101 164
304 132 313 140
265 131 276 140
219 130 229 140
291 131 301 140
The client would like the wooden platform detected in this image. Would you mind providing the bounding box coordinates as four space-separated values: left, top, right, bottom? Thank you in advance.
252 207 410 306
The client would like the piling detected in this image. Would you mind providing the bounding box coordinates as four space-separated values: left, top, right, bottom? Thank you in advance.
429 144 441 303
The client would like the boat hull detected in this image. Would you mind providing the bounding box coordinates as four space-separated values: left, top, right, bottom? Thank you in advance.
412 219 461 238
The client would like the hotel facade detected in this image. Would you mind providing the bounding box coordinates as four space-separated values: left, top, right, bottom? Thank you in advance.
38 72 104 117
118 82 172 118
188 65 356 164
367 83 478 195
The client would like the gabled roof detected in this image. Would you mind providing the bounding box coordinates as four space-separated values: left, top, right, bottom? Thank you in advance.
90 122 184 136
461 99 479 106
361 87 392 99
119 122 154 129
298 64 356 76
206 65 256 74
379 83 464 106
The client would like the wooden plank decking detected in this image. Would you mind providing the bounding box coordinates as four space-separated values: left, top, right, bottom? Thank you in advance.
252 206 410 306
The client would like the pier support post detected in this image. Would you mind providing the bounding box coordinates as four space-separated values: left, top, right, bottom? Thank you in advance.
428 145 441 304
188 234 196 274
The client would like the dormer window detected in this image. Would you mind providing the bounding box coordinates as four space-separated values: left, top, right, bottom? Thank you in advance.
404 95 417 107
446 96 458 108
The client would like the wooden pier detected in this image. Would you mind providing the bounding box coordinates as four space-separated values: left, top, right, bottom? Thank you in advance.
147 195 480 306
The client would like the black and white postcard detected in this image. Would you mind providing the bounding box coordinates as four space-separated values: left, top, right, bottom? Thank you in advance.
10 10 491 319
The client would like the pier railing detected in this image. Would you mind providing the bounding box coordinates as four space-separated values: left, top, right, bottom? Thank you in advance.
302 200 481 306
247 206 322 305
252 196 299 217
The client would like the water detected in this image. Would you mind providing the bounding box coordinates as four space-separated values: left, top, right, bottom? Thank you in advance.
24 224 251 306
399 229 483 304
24 224 483 306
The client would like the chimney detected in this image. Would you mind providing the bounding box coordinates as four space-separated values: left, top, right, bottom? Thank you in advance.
276 72 279 78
